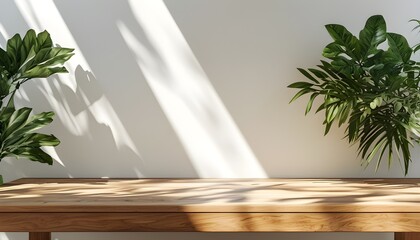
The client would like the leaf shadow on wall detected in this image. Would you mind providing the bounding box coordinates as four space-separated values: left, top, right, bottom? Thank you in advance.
0 0 198 180
52 0 267 178
7 67 141 178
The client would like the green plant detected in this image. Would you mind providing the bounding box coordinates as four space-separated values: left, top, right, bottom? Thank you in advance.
288 15 420 175
0 29 73 167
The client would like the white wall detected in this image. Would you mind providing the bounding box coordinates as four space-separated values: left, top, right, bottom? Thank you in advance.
1 0 420 239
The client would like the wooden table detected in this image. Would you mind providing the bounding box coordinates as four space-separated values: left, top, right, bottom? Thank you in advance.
0 178 420 240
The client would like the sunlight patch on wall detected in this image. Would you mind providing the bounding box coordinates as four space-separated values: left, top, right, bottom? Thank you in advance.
38 79 89 137
42 146 65 167
13 0 142 161
118 0 267 177
14 0 90 136
88 95 141 157
0 233 9 240
14 0 90 91
0 23 10 46
37 70 141 159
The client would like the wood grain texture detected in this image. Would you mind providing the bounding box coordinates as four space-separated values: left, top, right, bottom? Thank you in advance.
3 212 420 232
2 178 420 213
29 232 50 240
3 179 420 235
395 232 420 240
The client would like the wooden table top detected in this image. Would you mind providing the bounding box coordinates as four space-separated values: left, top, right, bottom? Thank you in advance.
1 178 420 213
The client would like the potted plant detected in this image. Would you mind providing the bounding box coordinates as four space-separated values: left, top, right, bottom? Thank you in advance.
289 15 420 175
0 29 74 183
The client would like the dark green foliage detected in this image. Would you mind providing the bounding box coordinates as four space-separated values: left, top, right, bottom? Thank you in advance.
410 19 420 53
0 29 74 165
289 15 420 175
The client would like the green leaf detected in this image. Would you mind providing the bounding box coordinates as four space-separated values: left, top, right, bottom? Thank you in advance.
22 30 37 51
9 147 53 165
326 105 339 123
21 47 74 78
3 107 32 139
347 116 360 142
27 133 60 147
21 66 68 79
365 136 387 166
308 68 329 79
410 19 420 26
31 47 74 66
324 121 333 135
330 57 354 75
289 88 313 103
386 33 412 63
315 102 325 113
394 102 403 112
288 81 314 89
318 60 339 79
325 24 360 59
21 30 37 65
360 127 386 159
413 44 420 53
0 48 11 70
18 47 36 74
297 68 320 83
323 43 344 59
5 133 59 149
36 30 53 51
0 106 59 165
324 97 340 107
305 93 318 115
374 140 389 172
339 101 351 126
0 76 11 99
6 33 23 73
369 101 377 109
0 96 16 123
359 15 386 58
4 111 55 143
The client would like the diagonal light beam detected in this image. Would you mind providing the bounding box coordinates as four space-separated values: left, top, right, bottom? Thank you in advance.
119 0 267 177
14 0 142 160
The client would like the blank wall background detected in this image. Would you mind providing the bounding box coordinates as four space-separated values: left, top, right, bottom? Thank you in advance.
1 0 420 239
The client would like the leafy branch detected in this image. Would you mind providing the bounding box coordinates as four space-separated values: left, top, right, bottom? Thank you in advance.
0 30 74 165
289 15 420 175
